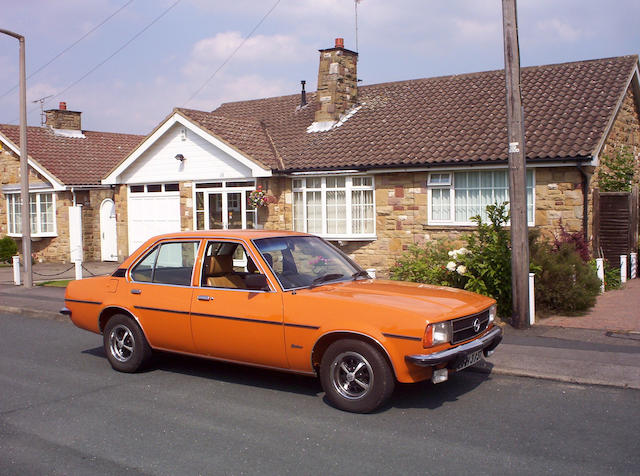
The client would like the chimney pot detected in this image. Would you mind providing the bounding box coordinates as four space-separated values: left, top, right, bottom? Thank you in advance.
335 38 344 49
59 102 67 110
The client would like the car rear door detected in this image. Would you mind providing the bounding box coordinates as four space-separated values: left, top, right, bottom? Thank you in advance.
126 239 199 353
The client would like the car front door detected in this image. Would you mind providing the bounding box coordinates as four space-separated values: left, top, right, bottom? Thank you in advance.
127 240 199 353
189 240 287 368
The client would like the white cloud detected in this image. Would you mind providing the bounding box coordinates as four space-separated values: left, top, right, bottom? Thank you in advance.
452 18 501 43
536 18 583 42
183 32 306 78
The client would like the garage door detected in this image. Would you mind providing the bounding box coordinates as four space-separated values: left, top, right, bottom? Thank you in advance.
128 185 181 253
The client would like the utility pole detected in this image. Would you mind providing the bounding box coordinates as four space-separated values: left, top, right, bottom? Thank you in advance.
0 29 32 288
501 0 528 327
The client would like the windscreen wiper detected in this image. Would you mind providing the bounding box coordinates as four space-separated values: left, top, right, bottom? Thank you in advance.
309 273 345 288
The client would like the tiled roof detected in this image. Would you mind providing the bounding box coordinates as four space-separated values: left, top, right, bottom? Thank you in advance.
0 125 144 185
207 55 638 171
175 108 281 169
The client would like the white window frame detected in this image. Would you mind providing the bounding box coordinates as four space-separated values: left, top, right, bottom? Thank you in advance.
292 175 376 240
427 168 535 226
5 191 57 237
192 179 257 231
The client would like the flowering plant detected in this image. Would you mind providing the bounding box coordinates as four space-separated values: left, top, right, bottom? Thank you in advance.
310 255 329 273
248 186 272 208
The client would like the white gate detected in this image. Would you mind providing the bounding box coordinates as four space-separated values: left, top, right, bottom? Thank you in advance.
100 199 118 261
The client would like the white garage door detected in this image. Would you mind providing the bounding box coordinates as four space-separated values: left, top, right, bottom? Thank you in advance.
128 186 181 253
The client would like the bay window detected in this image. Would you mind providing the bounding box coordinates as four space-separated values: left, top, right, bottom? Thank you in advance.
427 169 534 225
6 192 56 236
292 176 375 238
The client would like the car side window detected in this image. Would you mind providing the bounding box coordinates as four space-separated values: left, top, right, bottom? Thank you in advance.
201 241 260 289
130 247 158 282
131 241 198 286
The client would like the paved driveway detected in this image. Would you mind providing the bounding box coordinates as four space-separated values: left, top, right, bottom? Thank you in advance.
539 278 640 332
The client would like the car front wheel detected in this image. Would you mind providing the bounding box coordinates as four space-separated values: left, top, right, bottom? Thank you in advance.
103 314 151 373
320 339 395 413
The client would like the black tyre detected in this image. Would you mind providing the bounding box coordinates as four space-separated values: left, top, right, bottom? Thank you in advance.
319 339 395 413
103 314 152 373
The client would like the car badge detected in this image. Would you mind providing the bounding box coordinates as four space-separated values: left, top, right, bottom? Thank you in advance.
473 318 481 332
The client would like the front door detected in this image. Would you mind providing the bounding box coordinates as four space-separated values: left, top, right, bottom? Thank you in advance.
196 181 257 230
100 199 118 261
189 239 287 368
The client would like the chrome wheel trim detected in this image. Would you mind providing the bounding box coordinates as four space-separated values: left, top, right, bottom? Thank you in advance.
331 351 374 400
109 324 135 363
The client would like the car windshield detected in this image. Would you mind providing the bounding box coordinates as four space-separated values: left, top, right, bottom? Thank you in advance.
253 236 363 290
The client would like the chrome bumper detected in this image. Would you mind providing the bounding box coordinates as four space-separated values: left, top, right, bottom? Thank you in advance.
405 326 503 368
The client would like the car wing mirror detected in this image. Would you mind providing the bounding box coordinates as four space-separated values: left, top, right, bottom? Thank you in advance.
245 273 270 291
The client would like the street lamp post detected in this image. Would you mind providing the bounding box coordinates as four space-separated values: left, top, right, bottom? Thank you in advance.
0 28 32 288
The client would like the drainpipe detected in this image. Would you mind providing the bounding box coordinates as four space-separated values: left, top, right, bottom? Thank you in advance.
577 163 590 244
71 187 76 206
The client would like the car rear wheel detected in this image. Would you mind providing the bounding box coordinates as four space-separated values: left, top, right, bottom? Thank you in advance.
103 314 151 373
320 339 395 413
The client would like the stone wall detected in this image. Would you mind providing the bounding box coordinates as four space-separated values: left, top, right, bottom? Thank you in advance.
114 185 129 260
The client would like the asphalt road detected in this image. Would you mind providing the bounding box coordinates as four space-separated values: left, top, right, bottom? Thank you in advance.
1 313 638 476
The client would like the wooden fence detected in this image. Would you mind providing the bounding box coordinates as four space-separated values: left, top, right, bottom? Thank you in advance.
593 187 639 265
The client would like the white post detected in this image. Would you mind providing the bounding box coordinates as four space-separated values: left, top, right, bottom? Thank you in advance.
366 268 376 279
620 255 627 284
75 260 82 281
12 255 21 285
631 252 637 279
528 272 535 326
596 258 605 294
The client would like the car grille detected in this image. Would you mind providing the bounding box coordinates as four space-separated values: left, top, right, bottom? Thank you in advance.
451 308 490 344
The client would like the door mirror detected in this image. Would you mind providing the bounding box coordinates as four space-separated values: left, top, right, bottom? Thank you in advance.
245 273 270 291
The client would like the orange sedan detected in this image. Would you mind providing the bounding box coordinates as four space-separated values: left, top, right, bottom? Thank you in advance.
63 230 502 413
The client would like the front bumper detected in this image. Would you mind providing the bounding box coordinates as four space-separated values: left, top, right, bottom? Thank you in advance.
405 325 503 368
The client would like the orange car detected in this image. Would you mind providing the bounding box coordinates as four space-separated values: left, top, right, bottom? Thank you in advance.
63 230 502 413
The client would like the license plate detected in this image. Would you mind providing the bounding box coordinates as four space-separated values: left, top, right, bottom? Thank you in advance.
455 350 482 371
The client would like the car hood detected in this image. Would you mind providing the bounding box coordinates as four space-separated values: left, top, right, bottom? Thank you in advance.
306 279 494 322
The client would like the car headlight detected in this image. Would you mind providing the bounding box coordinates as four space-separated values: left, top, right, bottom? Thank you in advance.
488 304 497 324
423 321 452 348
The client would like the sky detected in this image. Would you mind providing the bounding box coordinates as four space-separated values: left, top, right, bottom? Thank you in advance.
1 0 638 135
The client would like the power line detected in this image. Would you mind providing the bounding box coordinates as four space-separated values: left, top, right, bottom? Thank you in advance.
0 0 135 100
182 0 281 108
16 0 181 123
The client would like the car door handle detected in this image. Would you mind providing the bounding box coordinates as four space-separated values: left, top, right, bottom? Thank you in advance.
197 295 213 301
130 289 142 295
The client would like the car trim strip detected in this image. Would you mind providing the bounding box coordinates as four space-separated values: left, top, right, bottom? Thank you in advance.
133 305 190 315
190 311 282 326
65 298 102 305
382 332 422 342
284 322 320 330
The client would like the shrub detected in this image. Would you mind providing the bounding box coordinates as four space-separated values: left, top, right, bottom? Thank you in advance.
590 259 623 291
553 221 590 262
532 241 601 315
0 236 19 263
461 203 513 318
390 241 454 286
598 146 637 192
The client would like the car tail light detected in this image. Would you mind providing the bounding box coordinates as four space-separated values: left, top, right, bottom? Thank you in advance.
423 321 452 348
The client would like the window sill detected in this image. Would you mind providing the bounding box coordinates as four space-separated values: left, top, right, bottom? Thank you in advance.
8 233 58 239
321 234 377 242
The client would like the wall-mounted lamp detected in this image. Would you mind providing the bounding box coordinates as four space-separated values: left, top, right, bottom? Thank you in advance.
175 153 185 162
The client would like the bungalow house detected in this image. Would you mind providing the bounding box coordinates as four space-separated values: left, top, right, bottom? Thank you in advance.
0 104 143 263
102 39 640 275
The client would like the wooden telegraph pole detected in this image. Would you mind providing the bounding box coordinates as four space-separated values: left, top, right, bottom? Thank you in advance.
501 0 529 328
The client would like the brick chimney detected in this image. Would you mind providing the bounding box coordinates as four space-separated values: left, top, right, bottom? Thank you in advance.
45 102 82 130
314 38 358 123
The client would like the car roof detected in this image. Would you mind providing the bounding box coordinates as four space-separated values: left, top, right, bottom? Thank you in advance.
148 229 310 240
